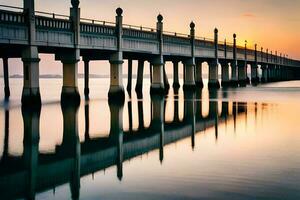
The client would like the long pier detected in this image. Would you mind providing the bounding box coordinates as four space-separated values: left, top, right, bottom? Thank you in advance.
0 89 248 199
1 1 300 104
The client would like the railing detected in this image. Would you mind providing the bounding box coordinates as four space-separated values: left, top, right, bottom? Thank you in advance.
123 27 157 40
36 16 71 30
0 8 25 25
163 33 190 44
80 22 115 35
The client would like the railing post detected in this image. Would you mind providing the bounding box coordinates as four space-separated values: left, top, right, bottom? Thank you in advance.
183 21 196 90
109 8 125 102
150 14 165 95
208 28 220 89
230 33 238 86
221 39 230 87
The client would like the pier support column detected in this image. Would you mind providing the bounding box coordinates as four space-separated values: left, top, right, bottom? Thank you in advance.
251 64 259 84
172 61 180 89
151 58 164 94
151 14 165 95
109 52 125 102
135 59 144 95
83 59 89 98
21 46 41 105
109 8 125 102
57 49 81 104
2 57 10 99
251 44 260 84
261 65 268 83
127 59 133 93
195 61 204 88
208 28 220 89
221 62 230 87
183 59 196 90
230 34 238 86
163 64 170 92
208 60 220 88
238 61 247 87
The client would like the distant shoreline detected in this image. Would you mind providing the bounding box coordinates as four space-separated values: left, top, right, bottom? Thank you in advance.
0 73 211 79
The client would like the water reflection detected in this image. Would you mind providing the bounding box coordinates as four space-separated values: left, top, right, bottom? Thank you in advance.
0 89 263 199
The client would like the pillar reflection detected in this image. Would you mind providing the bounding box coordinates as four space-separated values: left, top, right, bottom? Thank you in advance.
60 101 81 200
184 91 196 149
109 101 124 180
22 104 41 200
150 95 165 163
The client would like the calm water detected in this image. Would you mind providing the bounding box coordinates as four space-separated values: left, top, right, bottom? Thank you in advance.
0 78 300 200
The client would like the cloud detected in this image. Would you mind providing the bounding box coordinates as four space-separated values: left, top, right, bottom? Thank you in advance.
242 13 256 18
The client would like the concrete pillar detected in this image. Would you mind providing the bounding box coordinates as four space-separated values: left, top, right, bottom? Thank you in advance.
109 100 124 180
150 63 153 84
195 61 204 88
221 39 230 87
195 89 203 120
173 93 180 122
183 59 196 90
261 65 268 83
84 102 90 141
150 14 165 95
221 62 230 87
109 8 125 102
208 28 220 89
230 34 238 86
56 49 81 104
22 104 41 200
251 44 259 84
127 59 133 93
84 59 89 98
135 59 144 95
163 64 170 92
2 57 10 99
138 100 144 130
151 95 164 163
21 46 41 105
238 40 248 87
172 61 180 89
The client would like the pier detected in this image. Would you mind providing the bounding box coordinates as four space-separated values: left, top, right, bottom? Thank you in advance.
1 0 300 104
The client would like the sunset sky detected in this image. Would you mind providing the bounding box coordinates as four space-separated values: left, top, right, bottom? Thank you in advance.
0 0 299 75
